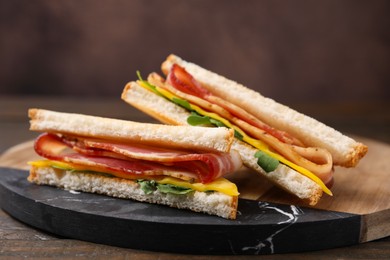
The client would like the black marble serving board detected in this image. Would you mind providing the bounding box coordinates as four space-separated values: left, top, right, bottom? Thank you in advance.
0 167 361 255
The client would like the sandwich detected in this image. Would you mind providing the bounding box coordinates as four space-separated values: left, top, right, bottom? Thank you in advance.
121 54 368 205
27 108 243 219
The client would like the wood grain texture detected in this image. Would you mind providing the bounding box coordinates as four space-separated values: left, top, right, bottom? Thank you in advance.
0 137 389 243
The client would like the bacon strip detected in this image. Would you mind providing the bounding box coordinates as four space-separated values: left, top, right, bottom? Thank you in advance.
34 133 242 183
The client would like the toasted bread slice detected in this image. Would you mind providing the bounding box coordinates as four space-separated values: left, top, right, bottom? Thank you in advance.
28 108 234 153
29 165 238 219
161 54 367 167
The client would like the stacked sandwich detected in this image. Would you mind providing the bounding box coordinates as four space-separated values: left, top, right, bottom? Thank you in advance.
28 109 242 219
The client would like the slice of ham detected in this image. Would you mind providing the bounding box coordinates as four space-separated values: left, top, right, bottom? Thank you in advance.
166 64 300 145
34 133 242 183
161 64 334 185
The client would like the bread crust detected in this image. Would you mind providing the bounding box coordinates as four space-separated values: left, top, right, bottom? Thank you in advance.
122 82 323 205
28 108 234 153
28 166 238 219
161 54 368 167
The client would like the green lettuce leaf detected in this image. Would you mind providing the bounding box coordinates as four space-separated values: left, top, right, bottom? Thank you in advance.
136 71 162 96
254 150 279 173
209 118 226 127
187 112 226 128
137 180 193 195
156 183 193 195
172 97 192 110
234 130 244 140
137 179 157 194
187 112 213 126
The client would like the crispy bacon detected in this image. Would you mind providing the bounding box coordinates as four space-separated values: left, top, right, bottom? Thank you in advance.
34 133 242 183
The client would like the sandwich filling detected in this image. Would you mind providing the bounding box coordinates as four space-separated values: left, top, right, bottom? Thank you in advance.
30 132 241 196
136 65 334 196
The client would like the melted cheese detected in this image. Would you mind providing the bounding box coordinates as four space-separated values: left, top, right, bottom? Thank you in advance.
28 160 239 196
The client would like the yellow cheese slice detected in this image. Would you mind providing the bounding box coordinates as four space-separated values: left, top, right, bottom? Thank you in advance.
28 160 239 196
157 176 239 196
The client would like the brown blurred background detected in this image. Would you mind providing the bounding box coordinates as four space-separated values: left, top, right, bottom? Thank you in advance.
0 0 389 104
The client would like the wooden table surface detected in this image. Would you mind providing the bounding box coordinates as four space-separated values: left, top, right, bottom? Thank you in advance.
0 96 389 259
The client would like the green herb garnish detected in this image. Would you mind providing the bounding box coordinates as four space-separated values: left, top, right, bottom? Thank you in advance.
187 112 226 128
137 180 193 195
172 97 192 110
156 183 193 195
210 118 226 127
234 130 244 140
187 112 213 126
137 179 157 194
136 71 162 96
254 150 279 173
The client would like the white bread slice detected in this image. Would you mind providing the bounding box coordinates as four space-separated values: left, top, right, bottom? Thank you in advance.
28 166 238 219
161 54 367 167
122 82 323 205
28 108 234 153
